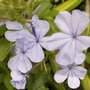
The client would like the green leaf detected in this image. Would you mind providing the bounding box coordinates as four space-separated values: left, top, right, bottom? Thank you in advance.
37 87 49 90
0 83 7 90
40 0 83 19
0 61 14 90
47 20 60 35
27 70 48 90
0 26 7 37
4 73 14 90
54 0 83 11
0 38 11 61
81 75 90 90
0 71 5 83
36 1 52 17
86 52 90 64
47 74 66 90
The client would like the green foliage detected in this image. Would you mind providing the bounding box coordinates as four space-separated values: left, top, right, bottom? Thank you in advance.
0 26 6 36
27 62 65 90
0 38 11 61
82 75 90 90
0 61 14 90
54 0 83 11
86 52 90 64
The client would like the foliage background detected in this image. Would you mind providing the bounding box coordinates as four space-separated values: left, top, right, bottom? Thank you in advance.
0 0 90 90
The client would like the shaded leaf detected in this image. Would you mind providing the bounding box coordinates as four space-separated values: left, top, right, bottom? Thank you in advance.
0 38 11 61
0 26 6 36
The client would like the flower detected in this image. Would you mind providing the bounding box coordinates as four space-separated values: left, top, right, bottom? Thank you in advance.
5 21 25 42
41 10 90 65
54 63 87 89
8 38 32 73
10 70 26 89
18 15 50 62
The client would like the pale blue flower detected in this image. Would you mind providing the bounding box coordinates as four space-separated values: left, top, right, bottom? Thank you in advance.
5 15 50 63
41 10 90 65
10 70 26 89
8 38 32 73
54 63 87 89
18 15 50 62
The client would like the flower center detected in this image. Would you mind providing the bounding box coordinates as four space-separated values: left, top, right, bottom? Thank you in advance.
36 39 39 43
22 51 25 54
67 64 74 70
72 35 76 39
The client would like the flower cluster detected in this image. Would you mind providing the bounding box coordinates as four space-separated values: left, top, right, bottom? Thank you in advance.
3 10 90 89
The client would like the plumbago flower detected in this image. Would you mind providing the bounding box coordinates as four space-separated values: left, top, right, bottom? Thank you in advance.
54 63 87 89
10 70 26 89
18 15 50 62
8 38 32 73
5 15 50 62
41 10 90 65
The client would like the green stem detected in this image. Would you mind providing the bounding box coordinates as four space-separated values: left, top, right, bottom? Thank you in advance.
43 60 47 72
48 51 59 73
86 0 90 16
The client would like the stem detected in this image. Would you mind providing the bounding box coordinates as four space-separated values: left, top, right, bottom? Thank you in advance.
30 63 41 73
86 0 90 16
43 60 47 72
85 0 90 35
0 6 26 10
48 51 59 73
31 4 41 16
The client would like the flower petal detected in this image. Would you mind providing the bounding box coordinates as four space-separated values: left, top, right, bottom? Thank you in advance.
76 36 90 51
16 38 33 53
31 15 39 24
54 68 69 83
40 33 71 51
5 31 20 42
11 70 24 80
26 43 44 63
56 52 72 65
54 11 72 35
19 30 36 42
74 53 86 64
33 20 50 38
68 71 80 89
11 79 26 90
25 15 39 31
18 55 32 73
6 21 23 30
72 10 89 35
8 55 19 71
73 66 87 80
56 39 76 65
